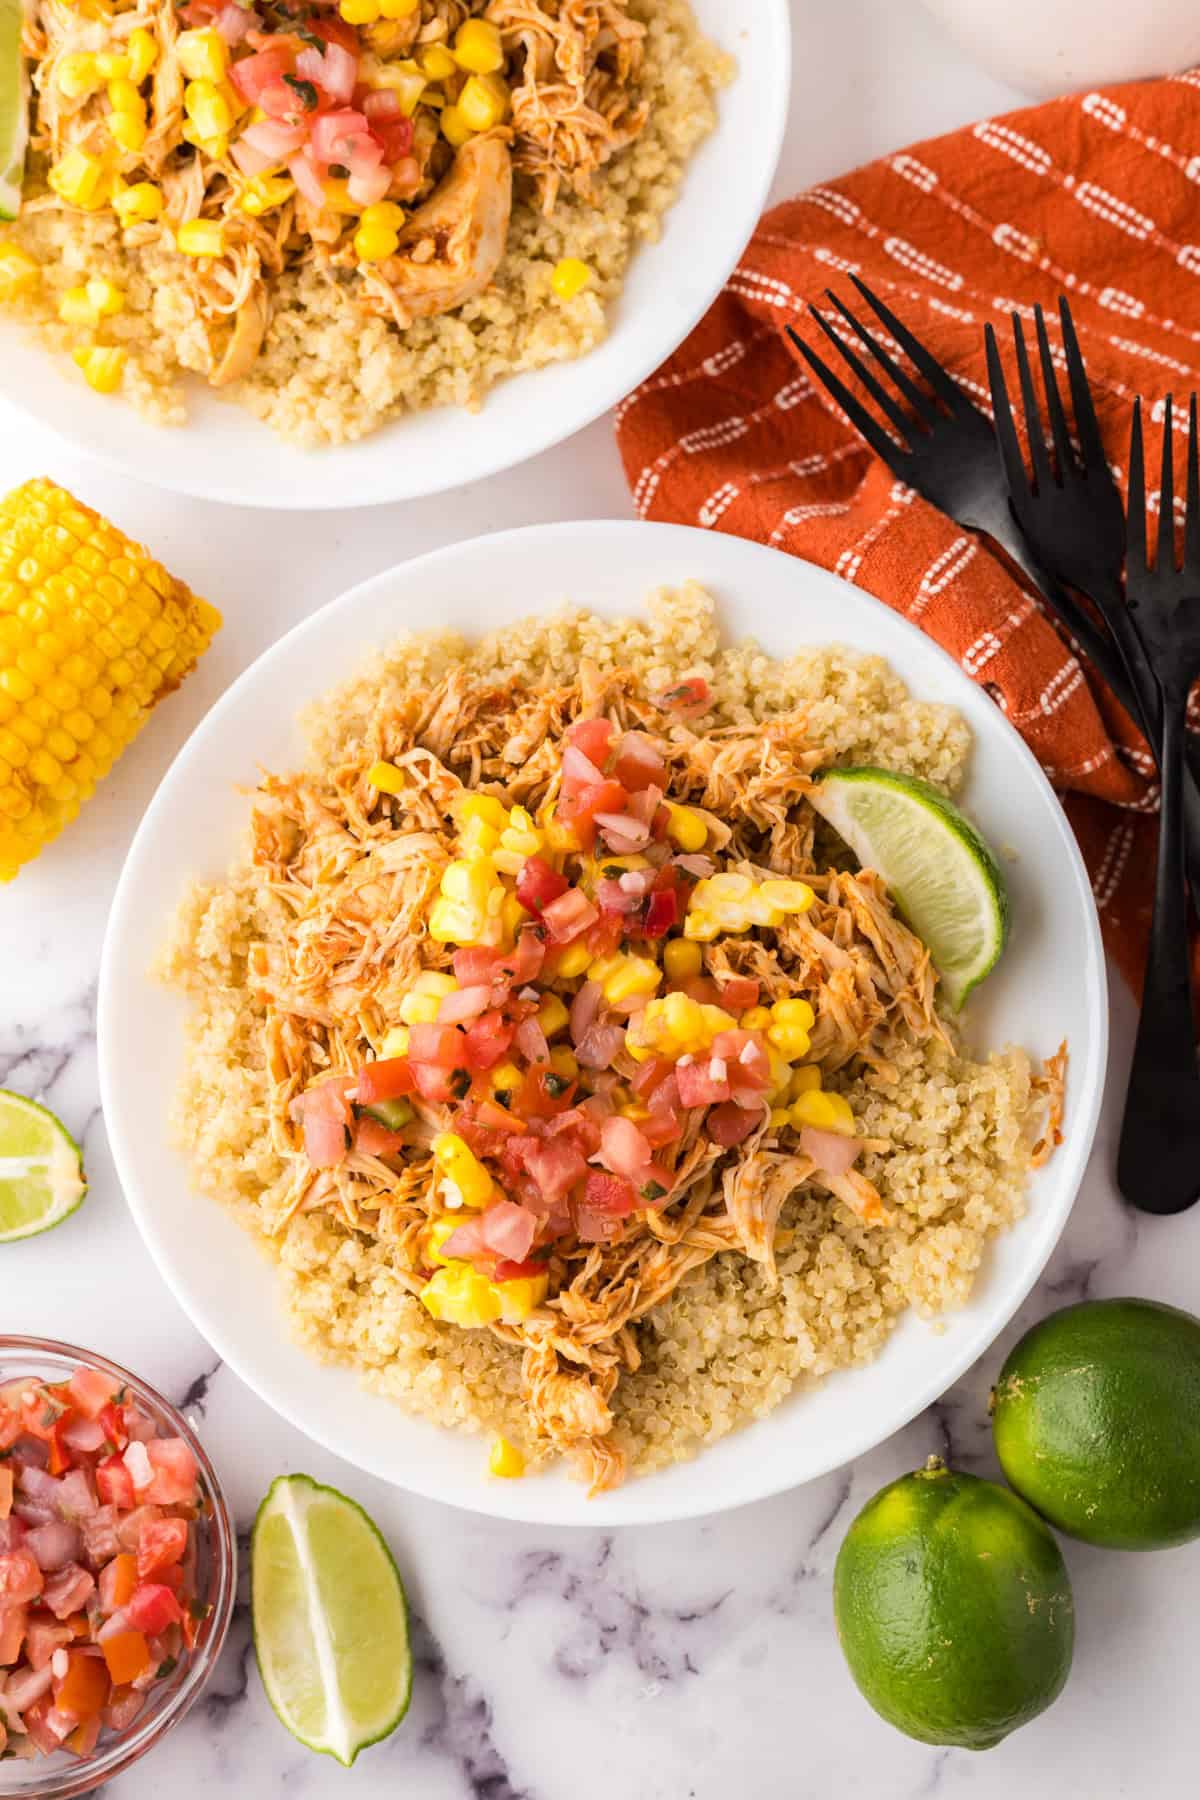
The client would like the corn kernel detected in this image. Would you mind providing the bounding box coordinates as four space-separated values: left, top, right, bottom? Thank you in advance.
107 110 147 153
367 758 405 795
112 180 163 225
544 814 580 854
239 173 295 216
424 1216 461 1267
791 1089 855 1136
398 991 440 1025
48 148 110 210
176 28 228 83
361 54 427 115
432 1133 494 1210
454 17 504 73
662 938 702 984
58 285 96 326
71 345 126 394
340 0 381 20
106 75 143 114
458 813 501 859
94 50 130 79
663 802 706 852
768 998 815 1060
453 792 509 830
420 42 458 79
551 256 593 302
127 28 158 84
548 1045 578 1081
379 0 419 13
554 941 593 980
86 276 124 317
458 71 509 130
770 1107 791 1128
175 219 225 257
185 78 234 137
759 879 815 915
740 1006 772 1032
789 1064 821 1098
56 53 102 99
488 1436 525 1479
419 1262 501 1327
492 1271 548 1323
601 955 661 1005
489 1061 524 1099
535 993 570 1039
380 1025 409 1058
354 220 399 263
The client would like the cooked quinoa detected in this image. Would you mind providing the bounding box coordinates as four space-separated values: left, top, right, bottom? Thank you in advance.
5 0 729 446
157 585 1057 1485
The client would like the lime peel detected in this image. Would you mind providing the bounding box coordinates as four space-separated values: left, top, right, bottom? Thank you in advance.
809 765 1011 1010
0 1089 86 1243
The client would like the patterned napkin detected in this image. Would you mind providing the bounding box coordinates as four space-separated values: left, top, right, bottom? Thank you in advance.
615 73 1200 994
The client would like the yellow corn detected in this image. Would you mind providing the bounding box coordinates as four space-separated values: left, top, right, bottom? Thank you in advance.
58 285 97 326
87 276 125 317
360 55 427 115
175 219 225 258
493 804 544 874
185 79 233 139
535 993 570 1039
398 969 457 1024
107 110 147 154
0 245 39 304
0 480 220 880
662 937 702 984
626 992 736 1061
441 101 473 145
685 872 815 942
94 50 130 78
419 43 458 79
127 28 158 84
176 28 228 83
380 1025 410 1058
56 53 103 99
791 1089 855 1136
424 1215 461 1267
552 257 593 302
596 954 661 1006
488 1436 525 1479
367 758 405 795
71 344 126 394
492 1271 548 1323
767 996 815 1061
419 1262 501 1327
548 1045 578 1081
454 17 503 73
340 0 381 20
489 1061 524 1099
379 0 419 14
48 148 111 211
663 802 706 852
431 1132 494 1210
770 1107 791 1129
759 879 816 914
239 174 295 217
106 75 142 114
452 792 506 828
354 219 399 263
428 853 502 946
458 71 509 130
789 1064 821 1099
553 941 592 980
112 181 163 225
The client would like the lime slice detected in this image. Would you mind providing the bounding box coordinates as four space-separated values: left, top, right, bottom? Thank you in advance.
0 0 27 221
0 1090 86 1243
809 767 1010 1011
252 1474 412 1767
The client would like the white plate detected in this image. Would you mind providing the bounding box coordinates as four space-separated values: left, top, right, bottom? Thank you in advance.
1 3 789 509
98 522 1108 1525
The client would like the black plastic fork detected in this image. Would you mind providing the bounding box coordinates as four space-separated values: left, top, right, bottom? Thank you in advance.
1117 396 1200 1216
985 299 1200 911
787 280 1135 708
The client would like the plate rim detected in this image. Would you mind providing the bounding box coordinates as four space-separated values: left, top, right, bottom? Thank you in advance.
1 0 792 509
98 519 1109 1524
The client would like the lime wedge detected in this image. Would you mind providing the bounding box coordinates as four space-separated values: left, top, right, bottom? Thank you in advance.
0 1090 86 1242
809 767 1011 1011
0 0 27 220
252 1474 412 1767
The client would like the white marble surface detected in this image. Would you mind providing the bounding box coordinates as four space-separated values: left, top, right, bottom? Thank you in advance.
2 3 1196 1794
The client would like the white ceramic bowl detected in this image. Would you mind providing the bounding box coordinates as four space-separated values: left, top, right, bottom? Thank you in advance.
0 2 789 509
98 521 1108 1525
917 0 1200 97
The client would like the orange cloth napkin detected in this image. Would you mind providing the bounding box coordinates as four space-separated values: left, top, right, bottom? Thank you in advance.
615 73 1200 994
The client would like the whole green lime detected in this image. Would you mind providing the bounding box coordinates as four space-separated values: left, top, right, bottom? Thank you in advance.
992 1296 1200 1550
833 1458 1074 1750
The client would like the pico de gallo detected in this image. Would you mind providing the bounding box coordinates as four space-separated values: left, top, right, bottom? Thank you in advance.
288 686 885 1345
0 1366 208 1764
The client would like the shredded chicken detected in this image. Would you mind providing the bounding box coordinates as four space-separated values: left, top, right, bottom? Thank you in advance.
238 661 1064 1493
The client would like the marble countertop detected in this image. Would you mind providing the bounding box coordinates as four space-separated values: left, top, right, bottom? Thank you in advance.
3 3 1196 1794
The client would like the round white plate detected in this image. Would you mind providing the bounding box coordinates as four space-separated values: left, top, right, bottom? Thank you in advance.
98 522 1108 1525
2 2 789 509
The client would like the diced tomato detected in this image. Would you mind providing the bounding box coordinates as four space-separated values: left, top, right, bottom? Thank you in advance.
0 1468 11 1520
354 1117 407 1157
711 1030 772 1090
582 1169 637 1217
305 12 359 53
556 777 628 851
638 1109 683 1148
229 44 293 107
142 1440 198 1507
66 1713 103 1758
409 1062 457 1103
101 1629 152 1687
54 1648 110 1721
515 855 569 916
452 946 498 986
675 1058 732 1108
565 717 614 770
23 1613 71 1669
99 1553 137 1614
597 1115 653 1181
584 914 624 960
718 975 760 1011
98 1403 129 1452
516 1067 576 1120
374 116 416 163
354 1057 416 1104
0 1603 27 1664
96 1456 135 1511
492 1256 549 1282
124 1583 183 1635
655 675 711 716
136 1519 188 1582
472 1098 527 1134
22 1695 63 1756
641 889 679 938
517 1136 587 1205
613 731 666 792
540 887 600 944
0 1550 43 1607
679 975 724 1007
706 1102 763 1147
407 1022 468 1067
67 1369 120 1421
462 1011 514 1072
0 1404 20 1451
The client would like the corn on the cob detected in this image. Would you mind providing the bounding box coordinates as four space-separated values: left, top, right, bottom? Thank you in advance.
0 479 221 880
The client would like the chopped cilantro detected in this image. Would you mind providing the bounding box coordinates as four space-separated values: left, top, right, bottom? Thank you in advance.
283 73 319 110
450 1069 471 1100
640 1180 667 1202
296 23 326 49
157 1655 179 1678
494 1089 512 1108
328 161 349 179
602 865 624 879
543 1073 569 1098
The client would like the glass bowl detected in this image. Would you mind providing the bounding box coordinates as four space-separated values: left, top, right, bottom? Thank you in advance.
0 1337 237 1797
